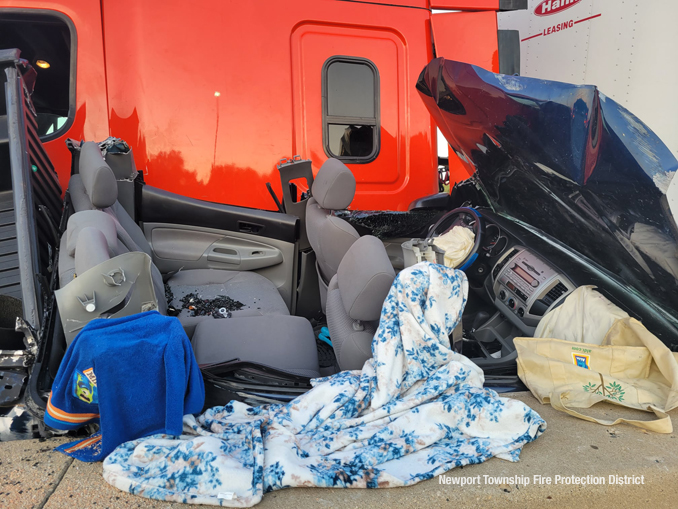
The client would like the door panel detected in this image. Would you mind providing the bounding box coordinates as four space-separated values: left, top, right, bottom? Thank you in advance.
144 224 295 309
140 185 299 310
151 228 223 261
206 238 283 271
141 185 298 243
151 228 284 271
290 21 438 210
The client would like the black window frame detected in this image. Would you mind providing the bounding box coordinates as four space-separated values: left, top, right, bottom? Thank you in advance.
322 55 380 164
0 8 77 142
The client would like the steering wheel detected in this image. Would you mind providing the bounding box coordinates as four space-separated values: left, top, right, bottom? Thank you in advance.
426 207 484 270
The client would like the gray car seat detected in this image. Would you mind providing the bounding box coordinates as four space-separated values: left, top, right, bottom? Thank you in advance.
65 142 289 336
326 235 395 370
191 315 320 378
60 219 320 377
58 210 168 314
306 158 360 312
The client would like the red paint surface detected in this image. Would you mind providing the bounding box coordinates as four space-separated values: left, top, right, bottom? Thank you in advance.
429 1 499 10
2 0 502 210
99 0 442 210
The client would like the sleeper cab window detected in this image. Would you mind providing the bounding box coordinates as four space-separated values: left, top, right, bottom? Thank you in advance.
0 10 76 140
322 56 380 163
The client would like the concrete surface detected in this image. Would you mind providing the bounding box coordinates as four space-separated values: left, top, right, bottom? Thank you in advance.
2 392 678 509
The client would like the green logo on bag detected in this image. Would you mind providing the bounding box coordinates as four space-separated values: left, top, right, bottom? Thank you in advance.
582 381 625 402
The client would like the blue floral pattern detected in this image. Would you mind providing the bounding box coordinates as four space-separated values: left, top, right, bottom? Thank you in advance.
103 262 546 507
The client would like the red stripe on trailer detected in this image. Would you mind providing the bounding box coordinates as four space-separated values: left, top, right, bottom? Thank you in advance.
574 13 602 24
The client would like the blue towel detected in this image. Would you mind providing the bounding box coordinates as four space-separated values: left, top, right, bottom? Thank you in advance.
45 311 204 462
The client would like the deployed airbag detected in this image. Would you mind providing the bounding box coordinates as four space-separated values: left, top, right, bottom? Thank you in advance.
534 286 629 345
432 225 475 268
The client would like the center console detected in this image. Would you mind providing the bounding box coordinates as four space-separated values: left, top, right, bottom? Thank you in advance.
491 246 575 334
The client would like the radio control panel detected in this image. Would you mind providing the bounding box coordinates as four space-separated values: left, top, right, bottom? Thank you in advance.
491 247 575 334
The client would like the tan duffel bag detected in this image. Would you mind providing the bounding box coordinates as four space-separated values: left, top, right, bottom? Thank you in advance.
515 287 678 433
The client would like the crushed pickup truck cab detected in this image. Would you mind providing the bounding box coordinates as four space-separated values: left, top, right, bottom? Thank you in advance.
2 51 678 441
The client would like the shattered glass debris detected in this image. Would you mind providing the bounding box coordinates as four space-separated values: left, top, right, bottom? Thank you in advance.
335 209 440 239
164 284 245 318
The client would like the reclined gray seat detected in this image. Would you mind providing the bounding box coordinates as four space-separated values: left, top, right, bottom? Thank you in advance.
64 142 289 336
326 235 395 370
58 210 167 311
306 158 360 312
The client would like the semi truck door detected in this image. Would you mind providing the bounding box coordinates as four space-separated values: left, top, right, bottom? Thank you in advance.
290 24 411 211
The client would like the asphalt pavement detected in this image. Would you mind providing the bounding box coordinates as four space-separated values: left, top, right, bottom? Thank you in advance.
2 392 677 509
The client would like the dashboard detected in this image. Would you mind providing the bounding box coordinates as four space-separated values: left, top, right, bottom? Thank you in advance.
491 246 575 335
398 203 678 382
418 207 578 338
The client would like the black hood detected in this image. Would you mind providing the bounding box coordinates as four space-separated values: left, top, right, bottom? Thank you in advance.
417 58 678 319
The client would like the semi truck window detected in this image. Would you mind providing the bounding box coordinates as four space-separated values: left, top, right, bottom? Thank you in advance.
322 56 380 163
0 12 75 139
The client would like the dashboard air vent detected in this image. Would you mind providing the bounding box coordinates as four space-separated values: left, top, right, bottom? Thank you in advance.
542 282 569 306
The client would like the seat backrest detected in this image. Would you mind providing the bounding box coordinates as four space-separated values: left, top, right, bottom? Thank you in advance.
306 158 360 311
72 142 153 257
59 208 167 315
75 143 168 312
325 235 395 370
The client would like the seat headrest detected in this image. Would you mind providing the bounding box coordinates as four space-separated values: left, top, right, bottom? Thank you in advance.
66 210 118 257
337 235 395 322
311 158 356 210
79 142 118 209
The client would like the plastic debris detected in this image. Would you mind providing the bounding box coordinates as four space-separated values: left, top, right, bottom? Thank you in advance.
318 326 332 346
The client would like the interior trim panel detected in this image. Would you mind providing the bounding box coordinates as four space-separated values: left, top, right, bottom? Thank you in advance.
141 185 300 243
144 223 296 309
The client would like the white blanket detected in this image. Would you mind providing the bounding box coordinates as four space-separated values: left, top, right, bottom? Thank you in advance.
103 262 546 507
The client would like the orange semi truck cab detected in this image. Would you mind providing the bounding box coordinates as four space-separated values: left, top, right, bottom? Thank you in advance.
0 0 524 211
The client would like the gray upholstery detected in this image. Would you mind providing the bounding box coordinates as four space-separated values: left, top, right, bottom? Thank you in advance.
74 227 111 276
167 269 290 337
58 234 76 288
306 199 360 284
192 316 320 378
68 174 94 212
311 158 356 210
306 159 360 312
336 235 395 322
59 212 168 316
79 142 118 209
66 210 118 256
64 142 289 335
108 201 153 256
326 276 377 371
326 235 394 371
102 204 152 257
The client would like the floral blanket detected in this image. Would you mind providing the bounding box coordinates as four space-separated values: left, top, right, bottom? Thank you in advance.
103 262 546 507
